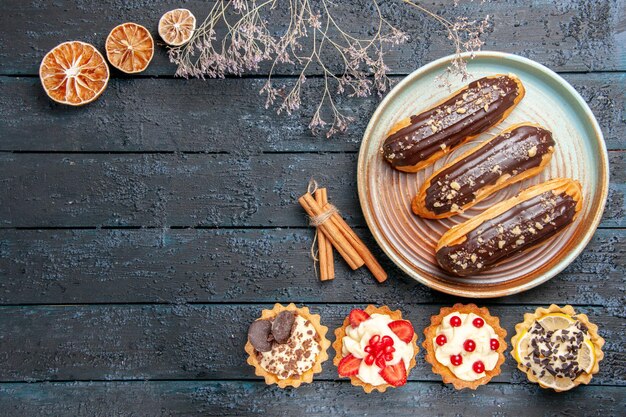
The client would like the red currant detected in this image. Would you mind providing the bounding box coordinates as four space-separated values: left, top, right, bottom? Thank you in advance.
463 339 476 352
450 316 462 327
472 360 485 373
472 317 484 328
375 356 386 368
490 338 500 351
364 333 397 369
435 334 447 346
450 354 463 366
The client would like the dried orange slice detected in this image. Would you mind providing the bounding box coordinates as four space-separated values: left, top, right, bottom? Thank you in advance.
159 9 196 46
105 23 154 73
39 41 109 106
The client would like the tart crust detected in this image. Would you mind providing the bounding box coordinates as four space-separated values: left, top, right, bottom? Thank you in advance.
332 305 419 393
510 304 605 392
244 303 331 388
423 303 507 390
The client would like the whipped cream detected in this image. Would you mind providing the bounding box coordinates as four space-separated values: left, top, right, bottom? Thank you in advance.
433 312 499 381
341 313 414 386
258 315 320 379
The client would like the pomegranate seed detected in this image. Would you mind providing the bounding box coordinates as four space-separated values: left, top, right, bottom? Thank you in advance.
382 335 394 346
364 345 372 353
490 338 500 351
384 345 394 353
435 334 447 346
472 317 484 328
450 316 462 327
365 354 375 366
473 360 485 373
450 354 463 366
369 335 380 345
384 353 393 361
463 339 476 352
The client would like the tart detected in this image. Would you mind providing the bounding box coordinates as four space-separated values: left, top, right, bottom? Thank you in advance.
511 304 604 392
245 303 330 388
423 303 507 390
333 305 418 393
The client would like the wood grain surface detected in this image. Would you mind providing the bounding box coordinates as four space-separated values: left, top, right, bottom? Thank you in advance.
2 381 623 417
0 74 623 152
0 0 624 416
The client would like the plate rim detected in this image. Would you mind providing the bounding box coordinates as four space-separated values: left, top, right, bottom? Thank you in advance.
357 51 609 298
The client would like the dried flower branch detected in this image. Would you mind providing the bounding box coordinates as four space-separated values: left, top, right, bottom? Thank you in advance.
401 0 490 87
168 1 490 137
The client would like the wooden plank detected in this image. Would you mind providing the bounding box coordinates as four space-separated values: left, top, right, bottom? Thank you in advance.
0 73 623 152
0 304 622 385
1 381 624 417
0 152 623 228
0 229 623 306
1 0 624 76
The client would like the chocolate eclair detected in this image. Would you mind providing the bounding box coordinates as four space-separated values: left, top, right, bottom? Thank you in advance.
382 74 525 172
413 124 555 218
436 178 583 276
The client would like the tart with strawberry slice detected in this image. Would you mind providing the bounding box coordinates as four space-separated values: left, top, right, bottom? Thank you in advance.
423 303 507 390
333 305 418 393
511 304 604 392
245 303 331 388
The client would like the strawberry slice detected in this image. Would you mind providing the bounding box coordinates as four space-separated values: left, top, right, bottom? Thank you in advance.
337 354 362 377
388 320 414 343
379 359 407 387
349 309 370 328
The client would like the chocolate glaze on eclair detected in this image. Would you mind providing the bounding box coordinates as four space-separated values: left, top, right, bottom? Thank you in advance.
436 179 582 276
413 124 555 219
382 74 525 172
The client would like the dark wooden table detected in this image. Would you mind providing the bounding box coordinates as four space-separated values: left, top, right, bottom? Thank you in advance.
0 1 624 416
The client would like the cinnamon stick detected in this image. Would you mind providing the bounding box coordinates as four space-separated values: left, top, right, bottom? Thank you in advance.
298 193 364 270
315 188 335 281
326 206 388 283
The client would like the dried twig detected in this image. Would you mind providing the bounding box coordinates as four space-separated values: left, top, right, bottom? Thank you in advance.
168 1 490 137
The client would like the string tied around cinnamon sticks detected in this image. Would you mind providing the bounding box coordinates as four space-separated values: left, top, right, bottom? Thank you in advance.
299 179 387 283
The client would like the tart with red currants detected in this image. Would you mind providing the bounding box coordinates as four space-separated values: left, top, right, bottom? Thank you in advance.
333 305 419 393
245 303 331 388
423 303 507 390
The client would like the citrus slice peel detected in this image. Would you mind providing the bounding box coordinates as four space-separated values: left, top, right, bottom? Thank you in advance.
39 41 109 106
159 8 196 46
106 22 154 74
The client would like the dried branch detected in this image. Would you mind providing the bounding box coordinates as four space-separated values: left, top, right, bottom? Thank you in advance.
168 0 490 137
